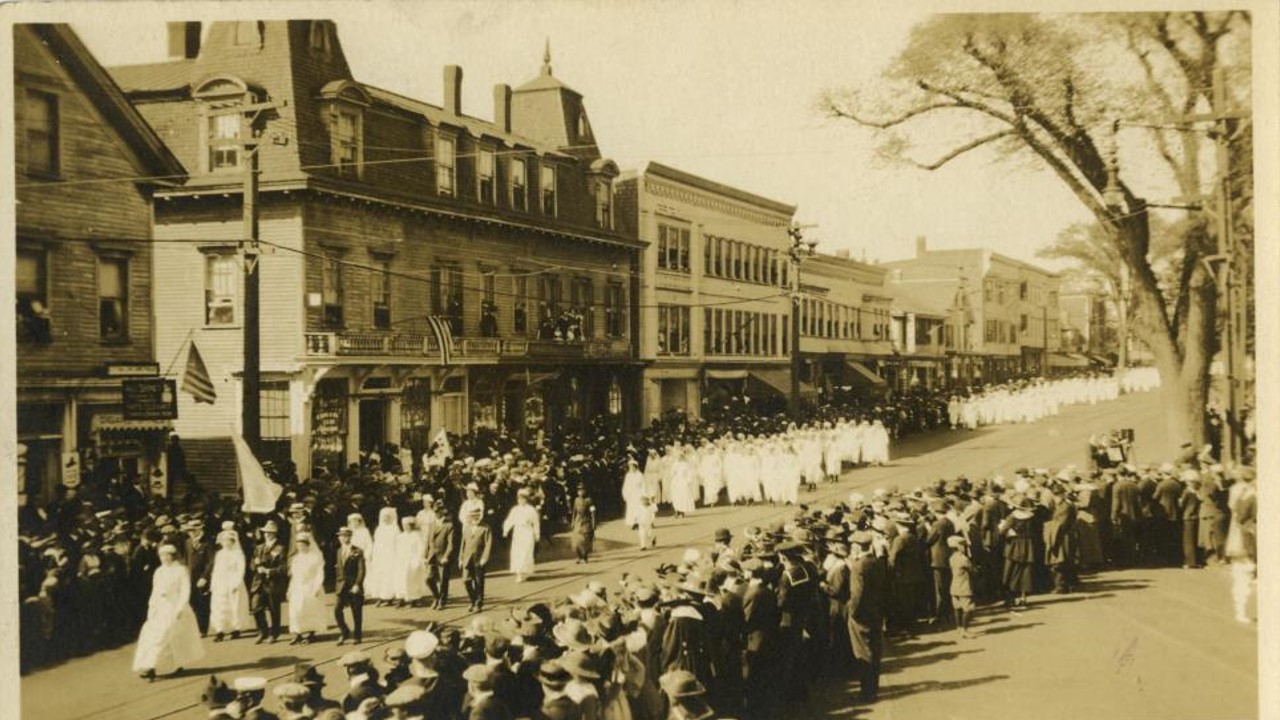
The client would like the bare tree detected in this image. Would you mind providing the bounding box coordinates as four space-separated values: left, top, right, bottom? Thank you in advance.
821 12 1251 452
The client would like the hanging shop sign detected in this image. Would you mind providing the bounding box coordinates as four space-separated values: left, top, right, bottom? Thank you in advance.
123 378 179 420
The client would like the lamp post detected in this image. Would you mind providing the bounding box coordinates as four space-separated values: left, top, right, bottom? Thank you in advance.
1101 145 1130 375
787 224 818 420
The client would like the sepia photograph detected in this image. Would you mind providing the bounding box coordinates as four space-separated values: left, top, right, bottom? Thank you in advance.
4 1 1275 719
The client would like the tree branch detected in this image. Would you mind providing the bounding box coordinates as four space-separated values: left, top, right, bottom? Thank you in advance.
822 97 961 129
908 130 1016 170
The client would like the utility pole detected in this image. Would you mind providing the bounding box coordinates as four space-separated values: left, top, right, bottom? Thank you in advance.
237 98 285 455
786 224 817 420
1211 66 1242 463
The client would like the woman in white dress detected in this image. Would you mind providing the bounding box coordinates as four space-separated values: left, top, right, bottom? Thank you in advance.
347 513 374 557
367 507 400 605
697 442 724 507
395 516 428 607
502 490 541 582
133 544 204 681
668 448 697 518
286 532 327 644
621 457 646 529
209 527 250 641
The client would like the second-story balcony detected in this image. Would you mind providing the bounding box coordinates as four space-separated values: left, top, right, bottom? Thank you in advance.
304 331 631 363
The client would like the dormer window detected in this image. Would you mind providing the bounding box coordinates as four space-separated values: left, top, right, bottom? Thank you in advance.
194 75 260 174
511 157 528 211
309 21 332 55
540 164 557 217
595 178 612 229
436 135 456 196
477 148 495 204
333 108 360 175
317 81 371 179
207 113 241 171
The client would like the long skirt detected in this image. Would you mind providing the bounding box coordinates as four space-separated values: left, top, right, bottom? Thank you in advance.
132 606 204 674
208 582 251 635
287 589 328 634
1002 559 1035 595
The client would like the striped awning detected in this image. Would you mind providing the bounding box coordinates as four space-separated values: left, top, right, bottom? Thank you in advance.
91 415 173 433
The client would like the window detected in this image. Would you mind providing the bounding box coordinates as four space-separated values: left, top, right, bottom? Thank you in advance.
656 304 690 355
540 165 557 216
333 108 361 175
1020 314 1029 334
205 252 238 325
478 148 496 204
372 259 391 329
656 224 691 273
1019 281 1029 301
537 274 561 339
207 113 241 171
595 179 612 228
259 381 292 467
16 247 51 343
510 158 527 211
479 272 498 338
572 277 594 339
309 21 331 54
998 284 1006 305
98 257 128 341
431 264 463 335
25 91 59 176
436 135 456 196
321 255 343 328
514 275 528 334
605 283 624 338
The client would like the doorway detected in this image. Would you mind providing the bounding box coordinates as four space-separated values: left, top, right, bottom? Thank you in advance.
359 398 387 452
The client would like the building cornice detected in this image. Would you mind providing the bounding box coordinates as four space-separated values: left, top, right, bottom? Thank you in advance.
644 177 793 228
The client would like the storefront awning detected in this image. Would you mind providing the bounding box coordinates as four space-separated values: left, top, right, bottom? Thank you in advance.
507 372 560 387
747 368 791 396
845 359 887 386
705 368 749 380
1048 352 1091 368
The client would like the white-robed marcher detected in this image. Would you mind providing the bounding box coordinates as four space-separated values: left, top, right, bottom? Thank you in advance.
697 443 725 506
621 457 646 528
208 527 250 640
347 513 374 558
668 448 698 517
865 419 891 465
643 450 666 506
133 544 204 680
286 532 327 643
366 507 400 603
503 490 541 582
395 516 428 605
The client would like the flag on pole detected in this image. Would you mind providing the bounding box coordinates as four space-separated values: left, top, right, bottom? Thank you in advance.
427 315 455 365
233 434 283 513
182 341 217 404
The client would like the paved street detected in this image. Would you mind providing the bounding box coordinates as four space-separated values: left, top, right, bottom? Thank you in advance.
21 389 1257 720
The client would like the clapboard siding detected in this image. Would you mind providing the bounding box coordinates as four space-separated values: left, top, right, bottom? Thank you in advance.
15 26 159 378
153 197 303 438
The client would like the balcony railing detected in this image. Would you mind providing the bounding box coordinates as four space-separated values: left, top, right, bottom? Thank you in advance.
304 332 631 361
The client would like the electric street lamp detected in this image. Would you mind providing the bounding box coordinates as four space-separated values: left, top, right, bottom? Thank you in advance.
787 225 818 420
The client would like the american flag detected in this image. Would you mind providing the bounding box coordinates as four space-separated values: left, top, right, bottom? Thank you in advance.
181 341 217 404
427 315 455 365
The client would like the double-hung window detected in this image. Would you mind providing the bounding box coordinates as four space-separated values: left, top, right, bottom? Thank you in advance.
511 158 528 211
436 135 456 196
478 148 496 204
98 257 128 341
25 90 59 177
372 259 392 329
205 252 238 325
334 109 361 176
207 113 241 171
540 165 557 216
321 255 344 328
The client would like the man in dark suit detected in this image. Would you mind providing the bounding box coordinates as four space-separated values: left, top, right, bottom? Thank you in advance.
333 526 365 645
458 506 493 612
1179 476 1202 568
847 531 886 703
184 519 215 636
425 500 456 610
887 515 926 630
741 558 779 719
128 528 161 633
1111 470 1142 567
249 521 288 643
925 503 954 623
1153 467 1184 566
462 663 514 720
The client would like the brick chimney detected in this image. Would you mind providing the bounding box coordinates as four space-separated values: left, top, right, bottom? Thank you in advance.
915 235 928 257
494 83 512 132
166 21 201 59
443 65 463 116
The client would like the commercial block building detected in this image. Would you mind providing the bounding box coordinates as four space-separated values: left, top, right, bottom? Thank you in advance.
109 20 642 490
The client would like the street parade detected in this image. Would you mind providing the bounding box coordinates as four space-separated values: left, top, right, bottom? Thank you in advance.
12 8 1262 720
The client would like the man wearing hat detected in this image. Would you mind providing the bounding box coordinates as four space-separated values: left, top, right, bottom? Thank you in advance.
740 557 779 717
334 526 366 645
273 682 312 720
295 662 341 713
925 502 955 624
384 647 412 693
184 518 214 637
847 530 886 702
340 651 385 714
462 663 513 720
1110 468 1141 567
775 540 817 701
711 528 735 565
384 683 427 719
425 500 457 610
231 677 278 720
249 521 288 643
534 661 579 720
458 504 494 612
660 669 715 720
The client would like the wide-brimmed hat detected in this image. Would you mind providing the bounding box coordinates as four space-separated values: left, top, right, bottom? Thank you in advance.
559 650 602 680
713 528 732 544
537 661 572 688
659 669 707 698
551 618 593 650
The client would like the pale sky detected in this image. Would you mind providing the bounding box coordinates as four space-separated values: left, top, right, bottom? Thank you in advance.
72 1 1111 269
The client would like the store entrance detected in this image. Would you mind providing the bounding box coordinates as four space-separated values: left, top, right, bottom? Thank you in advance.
359 398 387 453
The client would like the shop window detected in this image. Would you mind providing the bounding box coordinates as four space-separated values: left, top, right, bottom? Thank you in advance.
98 256 128 341
25 90 59 177
204 252 238 325
16 246 51 344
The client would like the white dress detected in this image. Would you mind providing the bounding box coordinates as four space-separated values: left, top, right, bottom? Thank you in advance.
503 503 541 576
668 458 697 514
622 468 645 527
287 548 328 634
697 449 724 505
396 528 428 601
366 508 400 600
208 544 250 635
132 563 205 674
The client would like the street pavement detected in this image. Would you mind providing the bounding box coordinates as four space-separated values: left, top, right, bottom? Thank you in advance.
20 389 1258 720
